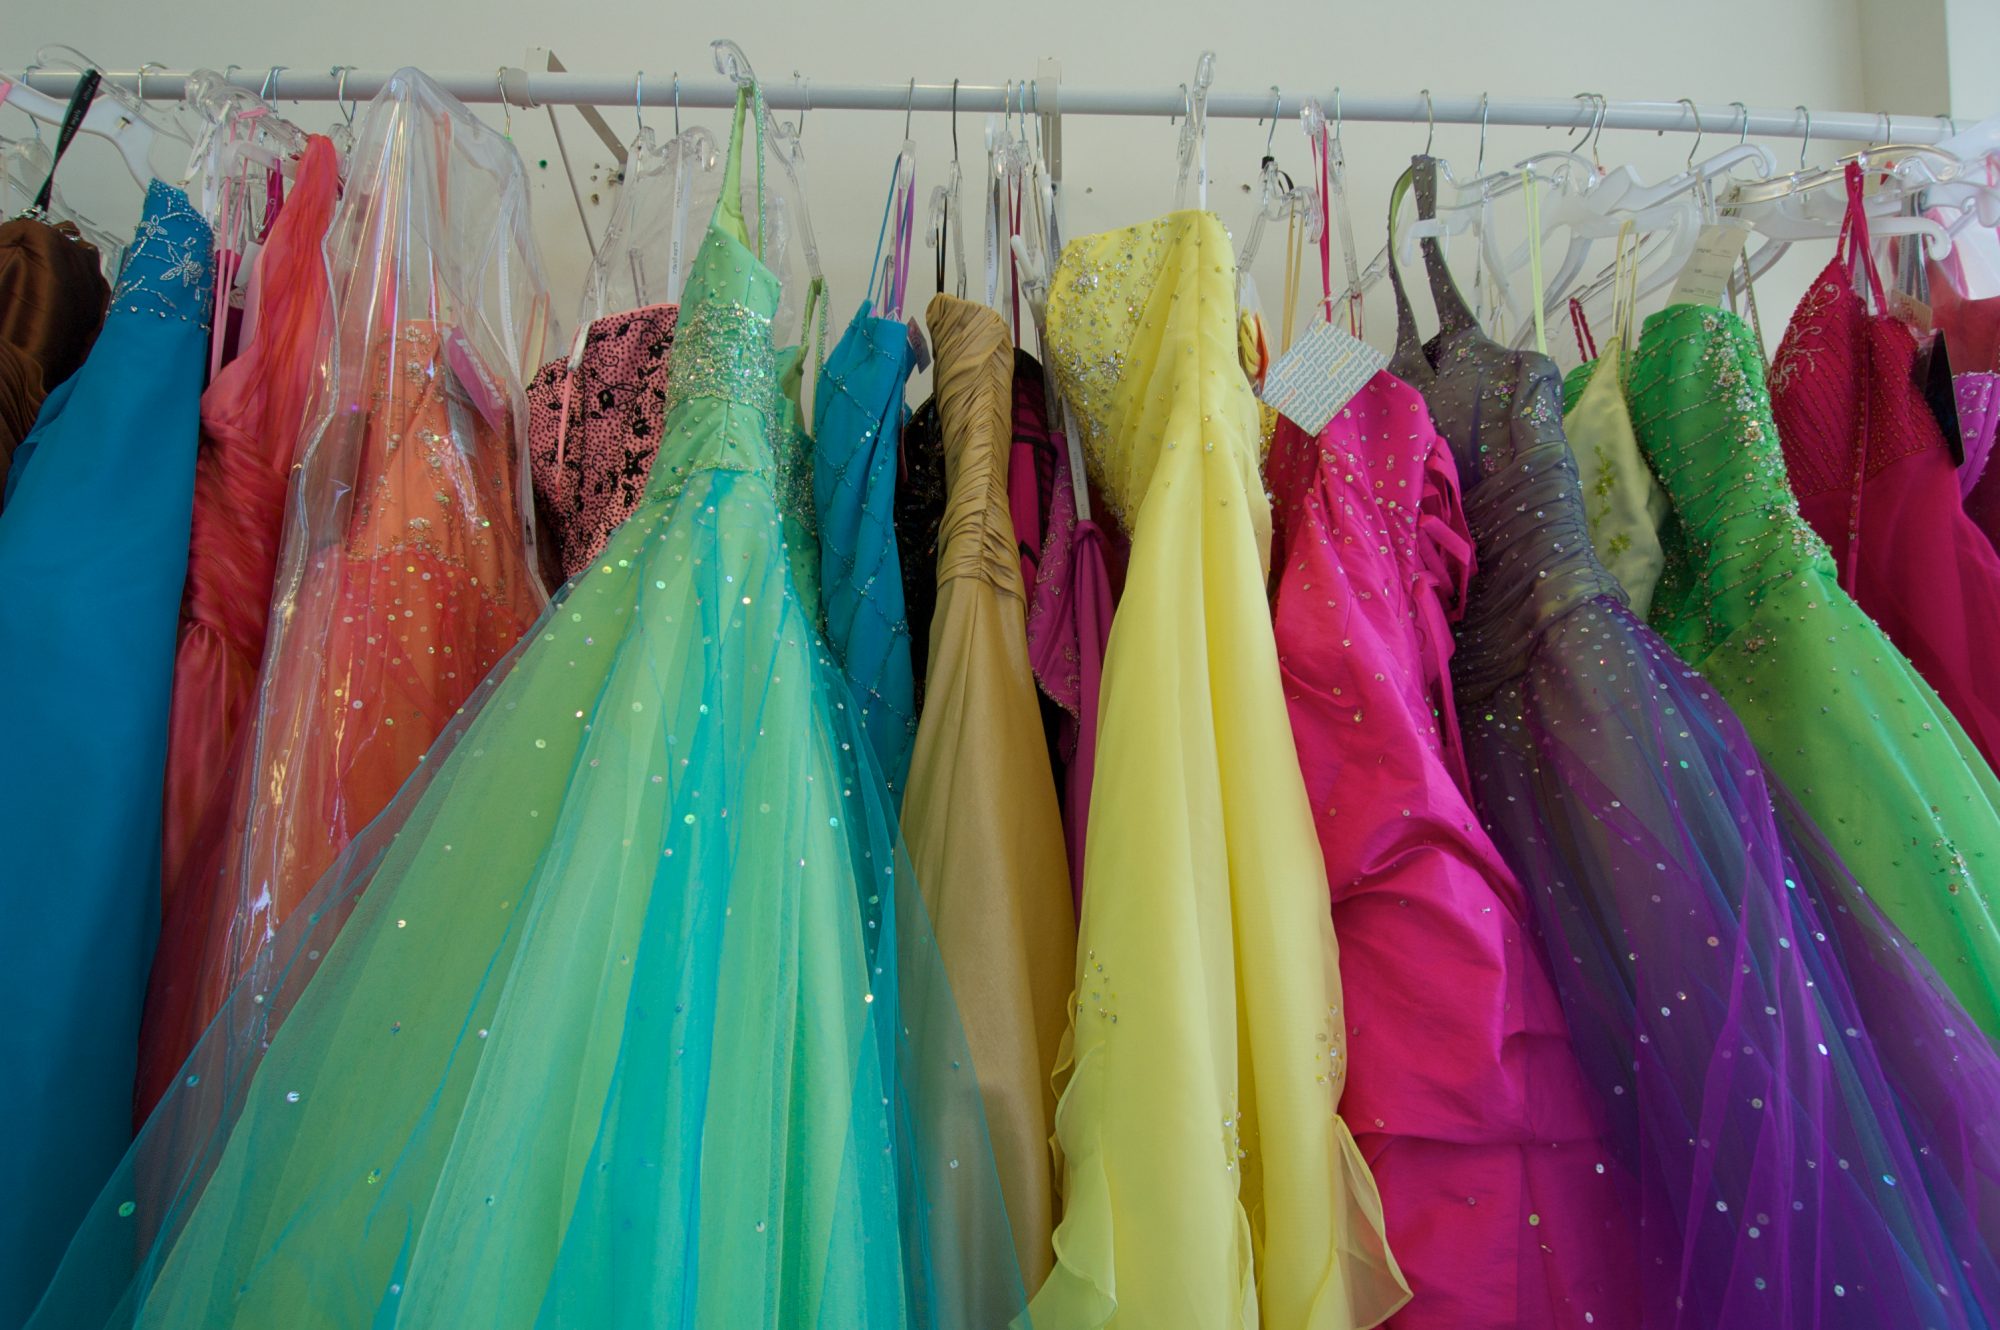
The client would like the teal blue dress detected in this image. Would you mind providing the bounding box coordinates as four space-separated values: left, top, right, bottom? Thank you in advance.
813 189 919 797
25 90 1028 1330
0 181 212 1325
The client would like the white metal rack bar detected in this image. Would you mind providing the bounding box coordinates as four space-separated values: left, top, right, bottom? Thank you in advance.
16 67 1966 144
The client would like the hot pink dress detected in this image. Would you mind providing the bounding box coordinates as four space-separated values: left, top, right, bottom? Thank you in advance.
1268 374 1627 1330
1013 351 1120 907
1771 162 2000 775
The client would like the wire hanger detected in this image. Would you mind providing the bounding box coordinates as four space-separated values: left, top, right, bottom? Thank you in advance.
926 78 967 299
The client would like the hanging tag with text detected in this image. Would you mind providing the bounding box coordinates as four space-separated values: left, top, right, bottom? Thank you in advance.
1256 317 1389 435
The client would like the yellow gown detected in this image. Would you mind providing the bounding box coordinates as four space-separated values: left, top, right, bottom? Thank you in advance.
902 293 1077 1290
1031 211 1409 1329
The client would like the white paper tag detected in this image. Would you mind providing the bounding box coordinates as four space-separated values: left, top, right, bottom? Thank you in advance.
1256 318 1390 435
1669 221 1752 308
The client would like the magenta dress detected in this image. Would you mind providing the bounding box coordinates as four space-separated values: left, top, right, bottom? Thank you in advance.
1268 376 1630 1329
1013 351 1119 906
1771 164 2000 775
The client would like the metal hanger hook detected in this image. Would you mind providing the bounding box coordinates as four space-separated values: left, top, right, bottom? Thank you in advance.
1332 86 1343 152
331 66 357 127
1590 93 1608 168
1476 92 1490 175
1730 100 1749 146
904 78 916 140
1796 104 1812 170
634 70 645 133
134 60 166 104
950 77 960 165
673 72 682 137
1678 98 1703 170
1262 84 1281 155
1420 88 1434 156
1876 110 1891 147
496 66 514 137
260 64 286 102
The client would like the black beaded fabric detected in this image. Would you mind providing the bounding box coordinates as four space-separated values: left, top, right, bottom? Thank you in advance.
896 394 948 711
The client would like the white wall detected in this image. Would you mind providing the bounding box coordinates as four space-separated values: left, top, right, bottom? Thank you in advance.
6 0 1970 378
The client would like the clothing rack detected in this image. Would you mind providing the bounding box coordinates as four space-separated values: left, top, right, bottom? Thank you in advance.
16 67 1963 145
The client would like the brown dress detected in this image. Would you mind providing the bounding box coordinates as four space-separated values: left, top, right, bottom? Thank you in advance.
0 217 108 492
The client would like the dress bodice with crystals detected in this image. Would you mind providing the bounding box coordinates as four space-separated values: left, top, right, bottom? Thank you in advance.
1033 208 1409 1330
1386 166 1624 702
1628 299 2000 1036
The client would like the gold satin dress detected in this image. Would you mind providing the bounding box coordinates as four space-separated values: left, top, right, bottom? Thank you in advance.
901 293 1077 1291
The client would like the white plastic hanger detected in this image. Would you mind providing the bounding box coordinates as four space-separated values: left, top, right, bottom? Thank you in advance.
0 72 157 185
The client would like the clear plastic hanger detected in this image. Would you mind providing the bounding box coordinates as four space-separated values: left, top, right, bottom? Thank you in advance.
1 65 160 186
924 78 967 299
1173 51 1215 212
711 39 824 301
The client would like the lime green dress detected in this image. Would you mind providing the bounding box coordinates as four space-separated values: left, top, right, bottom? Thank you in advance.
1629 302 2000 1035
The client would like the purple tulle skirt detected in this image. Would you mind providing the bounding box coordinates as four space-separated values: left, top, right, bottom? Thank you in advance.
1462 592 2000 1328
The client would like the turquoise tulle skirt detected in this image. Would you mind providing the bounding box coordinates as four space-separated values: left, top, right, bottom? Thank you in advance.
28 460 1028 1328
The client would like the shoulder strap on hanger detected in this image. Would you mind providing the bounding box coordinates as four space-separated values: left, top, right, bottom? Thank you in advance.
32 69 102 217
1838 160 1890 314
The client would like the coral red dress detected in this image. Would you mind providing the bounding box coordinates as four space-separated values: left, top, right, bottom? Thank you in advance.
157 136 339 934
1770 162 2000 775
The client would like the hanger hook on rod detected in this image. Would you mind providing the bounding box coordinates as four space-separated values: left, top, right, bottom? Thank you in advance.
1590 93 1608 168
260 64 286 103
1332 86 1343 153
1264 85 1281 156
1420 87 1434 156
1876 110 1891 148
496 66 514 137
1795 104 1812 170
1730 100 1748 146
634 69 645 134
904 77 916 140
791 72 808 142
331 65 357 129
1678 97 1702 170
1476 92 1490 175
135 60 166 104
950 77 960 165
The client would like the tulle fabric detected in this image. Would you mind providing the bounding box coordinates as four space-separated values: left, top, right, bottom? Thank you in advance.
28 84 1029 1329
28 473 1024 1327
155 136 339 1038
1389 156 2000 1326
136 72 552 1105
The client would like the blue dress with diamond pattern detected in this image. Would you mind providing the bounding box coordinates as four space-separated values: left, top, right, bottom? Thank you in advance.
813 299 919 797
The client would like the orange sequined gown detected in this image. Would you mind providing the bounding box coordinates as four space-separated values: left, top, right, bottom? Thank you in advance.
137 319 545 1113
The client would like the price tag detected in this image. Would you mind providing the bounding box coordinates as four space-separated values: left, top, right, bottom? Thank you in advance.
1256 317 1389 435
1668 222 1752 307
